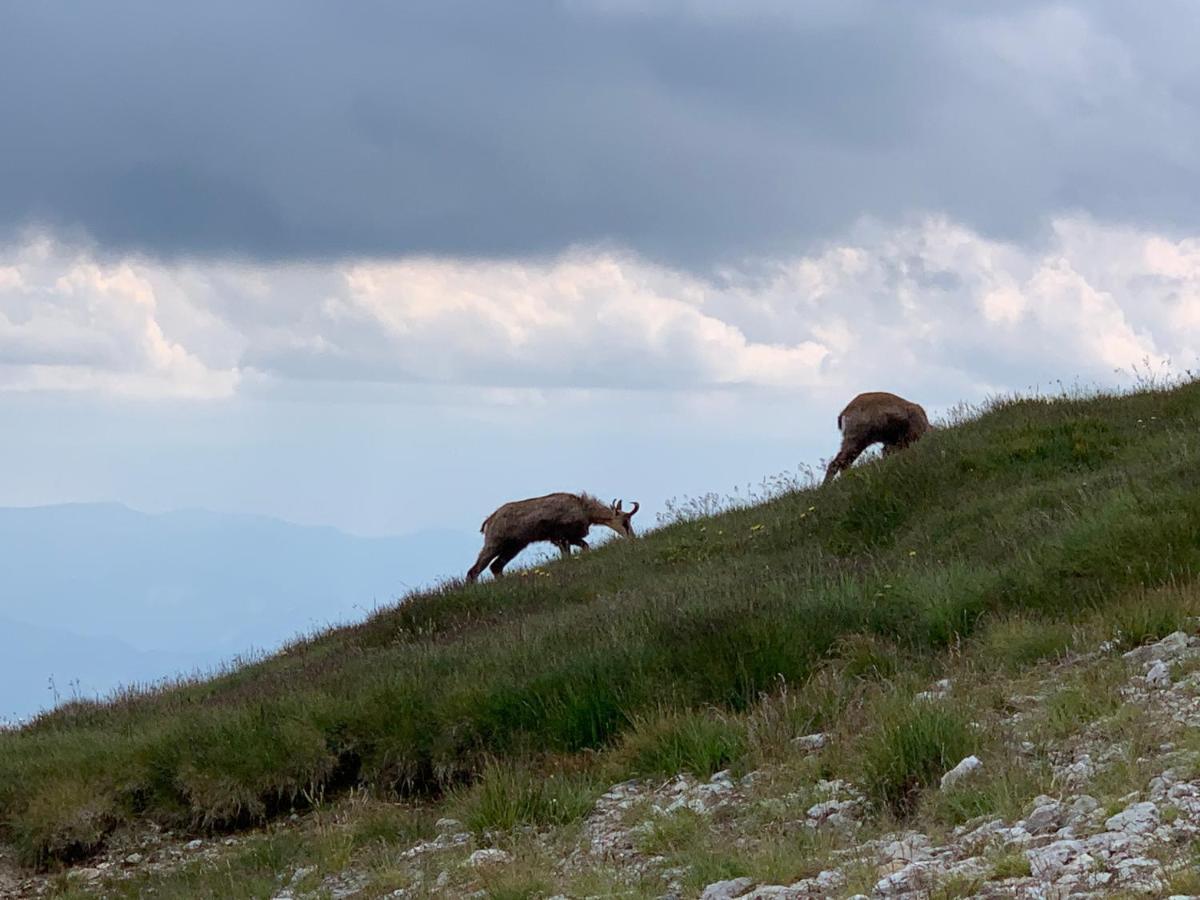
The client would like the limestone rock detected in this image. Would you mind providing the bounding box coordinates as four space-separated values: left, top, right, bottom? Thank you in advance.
940 755 982 790
699 876 755 899
467 848 512 868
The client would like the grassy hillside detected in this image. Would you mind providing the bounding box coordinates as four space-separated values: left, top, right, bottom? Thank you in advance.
4 380 1200 872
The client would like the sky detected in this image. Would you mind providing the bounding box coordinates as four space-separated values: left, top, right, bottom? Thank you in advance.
2 0 1200 538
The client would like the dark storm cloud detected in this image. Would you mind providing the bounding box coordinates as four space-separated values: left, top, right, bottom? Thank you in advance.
2 1 1199 264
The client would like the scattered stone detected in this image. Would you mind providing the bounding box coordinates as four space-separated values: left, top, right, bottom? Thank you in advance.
1027 839 1091 879
1124 630 1191 665
791 732 828 752
122 853 143 865
1105 800 1160 835
467 848 512 868
1147 660 1172 687
184 839 203 851
1024 796 1066 834
699 876 755 899
939 754 982 790
874 860 938 895
1064 794 1100 825
1058 753 1095 788
434 817 462 834
877 833 932 864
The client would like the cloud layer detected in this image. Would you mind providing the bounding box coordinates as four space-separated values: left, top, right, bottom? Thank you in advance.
1 217 1195 404
2 2 1200 263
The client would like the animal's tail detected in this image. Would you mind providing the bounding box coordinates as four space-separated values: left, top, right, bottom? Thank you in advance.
480 512 494 534
837 412 844 432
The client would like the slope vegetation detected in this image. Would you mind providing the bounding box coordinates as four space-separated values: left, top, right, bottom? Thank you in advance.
3 381 1200 871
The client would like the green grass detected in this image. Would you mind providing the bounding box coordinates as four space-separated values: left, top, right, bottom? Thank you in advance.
4 381 1200 868
857 694 977 813
617 709 746 777
454 759 600 832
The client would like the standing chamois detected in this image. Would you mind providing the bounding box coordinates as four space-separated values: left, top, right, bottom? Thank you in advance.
466 492 640 582
823 391 931 484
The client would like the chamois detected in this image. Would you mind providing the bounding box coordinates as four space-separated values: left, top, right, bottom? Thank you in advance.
823 391 931 484
466 492 640 583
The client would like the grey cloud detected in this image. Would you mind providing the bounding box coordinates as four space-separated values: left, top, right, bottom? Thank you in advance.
2 2 1200 264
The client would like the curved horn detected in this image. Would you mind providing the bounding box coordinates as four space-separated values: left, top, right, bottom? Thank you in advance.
627 501 640 516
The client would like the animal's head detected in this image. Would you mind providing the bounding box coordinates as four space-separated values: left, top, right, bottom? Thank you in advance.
608 499 640 536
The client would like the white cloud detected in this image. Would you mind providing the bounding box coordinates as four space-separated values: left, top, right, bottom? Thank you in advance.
0 216 1196 404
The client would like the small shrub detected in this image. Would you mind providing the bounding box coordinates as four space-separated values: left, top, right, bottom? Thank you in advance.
858 696 976 814
989 848 1032 879
931 874 985 899
458 760 599 832
619 709 746 777
635 808 706 856
1041 669 1124 739
347 801 434 850
975 615 1075 672
833 633 902 683
1107 584 1200 651
924 756 1050 826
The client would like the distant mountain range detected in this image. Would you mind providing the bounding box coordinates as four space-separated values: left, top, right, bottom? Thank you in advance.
0 503 478 720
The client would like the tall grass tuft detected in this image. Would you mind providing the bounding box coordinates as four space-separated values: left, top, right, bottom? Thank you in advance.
858 695 977 814
457 759 600 832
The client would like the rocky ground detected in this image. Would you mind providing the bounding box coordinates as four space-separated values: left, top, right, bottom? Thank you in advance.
7 629 1200 899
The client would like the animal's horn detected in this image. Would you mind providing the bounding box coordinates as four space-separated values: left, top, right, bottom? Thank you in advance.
627 501 639 516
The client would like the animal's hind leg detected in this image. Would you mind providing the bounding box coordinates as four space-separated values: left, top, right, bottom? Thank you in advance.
489 544 521 578
467 544 498 583
823 435 871 484
554 540 572 558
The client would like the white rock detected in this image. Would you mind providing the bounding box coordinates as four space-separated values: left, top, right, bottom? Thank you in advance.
184 839 203 851
1027 839 1090 878
939 755 982 790
1146 660 1172 687
467 848 512 868
123 853 144 865
874 861 938 895
1105 801 1160 835
1065 795 1100 825
806 799 857 823
435 817 463 834
791 733 828 752
877 833 932 863
1025 797 1066 833
1124 631 1190 664
700 876 755 899
1059 754 1095 787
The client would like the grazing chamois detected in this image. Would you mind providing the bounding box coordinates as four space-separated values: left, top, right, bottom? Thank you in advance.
823 391 931 484
466 493 640 583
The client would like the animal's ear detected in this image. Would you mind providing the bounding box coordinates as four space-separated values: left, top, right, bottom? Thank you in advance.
613 499 622 512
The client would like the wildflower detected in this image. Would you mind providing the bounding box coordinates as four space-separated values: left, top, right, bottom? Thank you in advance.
750 524 765 532
908 550 917 557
